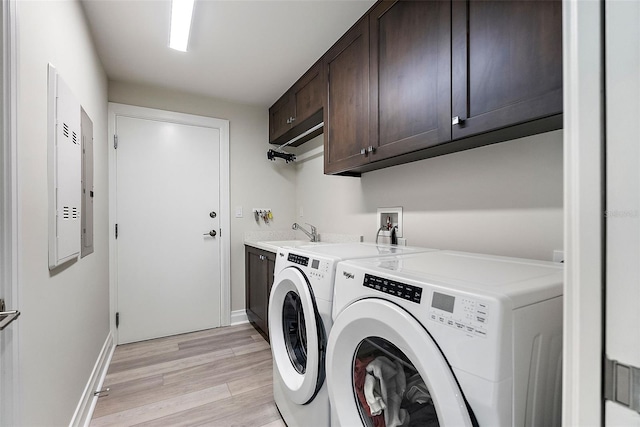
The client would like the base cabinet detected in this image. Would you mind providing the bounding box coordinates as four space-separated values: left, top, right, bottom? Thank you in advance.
245 245 275 340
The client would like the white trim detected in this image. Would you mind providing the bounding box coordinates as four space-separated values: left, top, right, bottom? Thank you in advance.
562 0 604 424
69 333 115 427
107 103 231 344
230 310 248 326
1 0 20 425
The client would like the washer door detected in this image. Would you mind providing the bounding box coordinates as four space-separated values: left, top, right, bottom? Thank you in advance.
327 299 474 426
269 266 326 405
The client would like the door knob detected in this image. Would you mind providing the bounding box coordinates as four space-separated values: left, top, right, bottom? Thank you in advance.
203 230 217 237
209 211 217 218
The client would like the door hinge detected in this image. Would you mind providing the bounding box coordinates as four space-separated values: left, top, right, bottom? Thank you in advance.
605 356 640 414
114 134 118 149
115 312 119 329
115 224 118 239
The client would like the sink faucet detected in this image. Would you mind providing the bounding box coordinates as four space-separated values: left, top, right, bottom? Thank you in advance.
292 222 318 242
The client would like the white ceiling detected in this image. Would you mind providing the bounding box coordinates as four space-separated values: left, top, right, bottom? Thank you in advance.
80 0 376 107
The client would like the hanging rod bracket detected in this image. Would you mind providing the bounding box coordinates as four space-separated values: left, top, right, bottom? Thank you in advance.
267 149 296 163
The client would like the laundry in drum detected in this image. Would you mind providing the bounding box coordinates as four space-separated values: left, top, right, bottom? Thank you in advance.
353 337 439 427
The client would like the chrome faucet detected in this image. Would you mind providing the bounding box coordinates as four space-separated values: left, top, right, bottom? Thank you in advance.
292 222 318 242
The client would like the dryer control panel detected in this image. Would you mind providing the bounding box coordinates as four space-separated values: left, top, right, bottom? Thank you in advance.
429 291 490 338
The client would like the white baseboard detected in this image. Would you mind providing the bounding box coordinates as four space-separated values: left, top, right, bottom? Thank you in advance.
69 332 115 427
230 309 248 325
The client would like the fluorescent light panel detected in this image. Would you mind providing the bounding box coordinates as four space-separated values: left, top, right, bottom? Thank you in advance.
170 0 195 52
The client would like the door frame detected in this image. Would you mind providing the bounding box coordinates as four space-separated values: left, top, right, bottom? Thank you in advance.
1 0 20 424
562 0 604 424
108 103 231 343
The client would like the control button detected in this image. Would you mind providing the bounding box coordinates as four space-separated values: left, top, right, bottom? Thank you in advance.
430 313 437 321
438 316 445 323
465 326 475 333
476 316 486 324
446 320 454 327
455 322 465 329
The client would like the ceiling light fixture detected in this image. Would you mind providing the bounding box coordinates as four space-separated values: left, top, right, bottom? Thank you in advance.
169 0 195 52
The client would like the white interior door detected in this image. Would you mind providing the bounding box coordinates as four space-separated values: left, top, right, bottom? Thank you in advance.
115 114 222 344
605 0 640 423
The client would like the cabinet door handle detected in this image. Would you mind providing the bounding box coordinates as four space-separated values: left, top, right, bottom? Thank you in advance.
367 146 376 154
259 255 265 261
452 116 464 126
290 117 296 123
360 148 367 156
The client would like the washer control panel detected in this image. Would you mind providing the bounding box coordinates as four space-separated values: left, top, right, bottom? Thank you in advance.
429 291 490 338
287 252 330 281
363 274 423 304
308 258 330 280
287 253 309 266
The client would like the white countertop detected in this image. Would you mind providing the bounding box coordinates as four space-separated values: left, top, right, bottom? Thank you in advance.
244 239 322 253
243 230 363 253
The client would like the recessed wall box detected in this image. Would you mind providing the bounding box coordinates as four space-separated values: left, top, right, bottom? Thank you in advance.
48 64 81 269
377 207 403 238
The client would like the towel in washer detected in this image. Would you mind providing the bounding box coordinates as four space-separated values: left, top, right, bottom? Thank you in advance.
355 357 386 427
364 356 408 427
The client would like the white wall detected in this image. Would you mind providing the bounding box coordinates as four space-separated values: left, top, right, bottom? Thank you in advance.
16 1 109 425
108 81 298 312
296 130 563 261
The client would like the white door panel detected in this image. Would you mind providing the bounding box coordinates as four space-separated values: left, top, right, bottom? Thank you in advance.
605 0 640 422
116 116 221 344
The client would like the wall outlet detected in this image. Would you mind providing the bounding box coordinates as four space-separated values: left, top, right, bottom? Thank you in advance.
377 207 403 238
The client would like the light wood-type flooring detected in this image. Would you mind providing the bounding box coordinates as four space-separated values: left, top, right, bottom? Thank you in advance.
90 323 285 427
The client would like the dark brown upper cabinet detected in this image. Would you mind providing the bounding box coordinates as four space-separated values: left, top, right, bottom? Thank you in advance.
324 16 370 175
299 0 562 175
369 0 452 162
269 60 324 147
451 0 563 139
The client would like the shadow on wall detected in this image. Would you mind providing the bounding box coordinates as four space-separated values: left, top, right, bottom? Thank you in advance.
360 130 563 212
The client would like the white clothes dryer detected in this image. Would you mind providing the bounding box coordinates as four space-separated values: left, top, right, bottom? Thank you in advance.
327 250 564 427
268 243 436 427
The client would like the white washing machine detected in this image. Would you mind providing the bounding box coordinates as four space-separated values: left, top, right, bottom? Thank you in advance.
268 243 437 427
327 250 564 427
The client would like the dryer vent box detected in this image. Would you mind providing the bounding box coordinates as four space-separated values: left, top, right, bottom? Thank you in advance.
48 64 81 269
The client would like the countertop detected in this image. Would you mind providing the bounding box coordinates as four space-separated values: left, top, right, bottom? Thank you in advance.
243 230 363 253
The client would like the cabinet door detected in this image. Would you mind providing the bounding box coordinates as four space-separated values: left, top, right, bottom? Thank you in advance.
293 61 323 126
451 0 562 140
269 93 294 142
266 254 276 338
246 248 269 335
370 0 451 161
324 17 370 175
